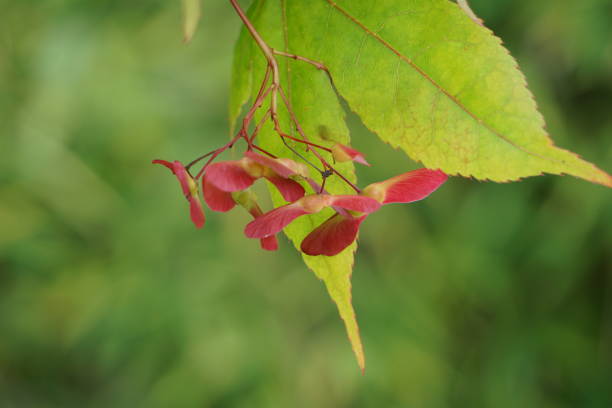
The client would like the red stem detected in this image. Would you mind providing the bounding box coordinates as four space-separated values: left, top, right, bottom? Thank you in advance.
277 86 361 193
229 0 280 115
251 144 278 158
280 132 332 152
249 109 272 144
272 49 329 73
227 0 360 194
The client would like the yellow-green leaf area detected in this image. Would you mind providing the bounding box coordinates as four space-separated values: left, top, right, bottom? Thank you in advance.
286 0 611 186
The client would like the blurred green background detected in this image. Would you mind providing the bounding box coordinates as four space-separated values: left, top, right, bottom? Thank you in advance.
1 0 611 406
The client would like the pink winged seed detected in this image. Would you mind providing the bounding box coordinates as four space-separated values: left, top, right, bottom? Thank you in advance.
153 159 205 228
367 169 448 204
152 159 174 171
332 143 370 166
265 175 305 202
205 161 256 192
301 213 366 256
329 195 381 213
202 175 236 212
188 197 206 228
153 160 192 197
248 200 279 251
245 194 380 239
260 235 279 251
244 204 308 238
244 151 298 178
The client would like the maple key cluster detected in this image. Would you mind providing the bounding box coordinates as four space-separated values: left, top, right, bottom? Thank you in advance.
154 0 447 256
153 145 447 256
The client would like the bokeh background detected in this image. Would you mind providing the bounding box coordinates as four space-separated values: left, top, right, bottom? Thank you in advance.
1 0 611 406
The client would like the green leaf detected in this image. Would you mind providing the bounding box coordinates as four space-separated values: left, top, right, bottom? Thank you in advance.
182 0 201 44
285 0 609 186
230 0 365 370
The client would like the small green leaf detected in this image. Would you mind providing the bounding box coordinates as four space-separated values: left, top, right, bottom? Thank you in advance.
182 0 201 44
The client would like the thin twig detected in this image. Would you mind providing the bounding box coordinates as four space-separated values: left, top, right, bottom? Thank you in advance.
249 109 272 143
272 49 329 73
185 150 217 171
228 0 361 194
279 134 324 173
277 86 361 193
228 0 280 118
280 132 332 152
251 144 277 158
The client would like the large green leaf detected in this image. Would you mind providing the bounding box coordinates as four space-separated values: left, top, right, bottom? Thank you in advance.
283 0 609 186
229 0 365 370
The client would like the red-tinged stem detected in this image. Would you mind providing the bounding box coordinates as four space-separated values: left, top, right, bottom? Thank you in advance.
185 150 217 171
330 167 360 193
195 151 223 179
228 0 361 194
249 109 272 144
277 86 361 193
190 1 278 181
277 86 330 167
272 49 330 73
190 74 275 175
251 144 277 158
186 128 246 172
241 85 273 140
281 133 324 173
229 0 280 115
274 90 330 177
279 132 332 152
255 65 272 102
194 132 243 179
271 109 324 173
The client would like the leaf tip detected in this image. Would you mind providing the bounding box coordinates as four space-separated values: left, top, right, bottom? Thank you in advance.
182 0 201 44
340 294 366 373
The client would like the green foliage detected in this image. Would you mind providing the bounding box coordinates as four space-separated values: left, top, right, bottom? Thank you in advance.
229 0 611 368
0 0 610 406
245 0 611 186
